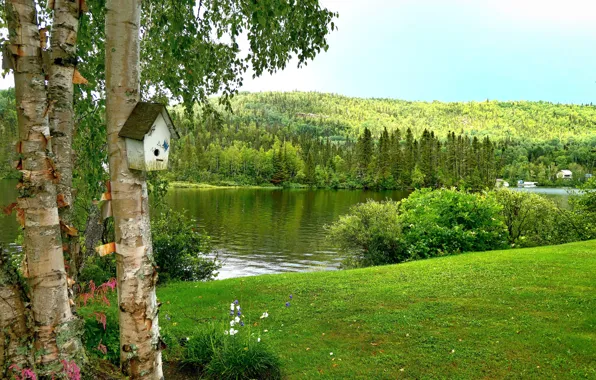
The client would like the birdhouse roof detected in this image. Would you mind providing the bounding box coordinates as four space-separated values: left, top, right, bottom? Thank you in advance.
119 102 179 141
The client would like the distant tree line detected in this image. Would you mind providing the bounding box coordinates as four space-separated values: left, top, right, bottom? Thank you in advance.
1 90 595 189
168 92 596 189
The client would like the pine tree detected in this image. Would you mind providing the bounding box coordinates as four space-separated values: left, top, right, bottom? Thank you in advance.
377 127 391 184
402 128 415 186
356 127 373 181
390 129 403 186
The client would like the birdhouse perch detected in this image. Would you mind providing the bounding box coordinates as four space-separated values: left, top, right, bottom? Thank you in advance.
119 102 179 171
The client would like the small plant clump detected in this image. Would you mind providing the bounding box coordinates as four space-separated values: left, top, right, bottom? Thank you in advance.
180 299 282 379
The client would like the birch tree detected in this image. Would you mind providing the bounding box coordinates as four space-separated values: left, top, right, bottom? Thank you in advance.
104 0 163 377
0 248 33 377
48 0 84 281
4 0 337 377
100 1 337 377
3 0 86 375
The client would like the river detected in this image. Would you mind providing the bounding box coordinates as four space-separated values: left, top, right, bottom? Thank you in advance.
0 180 577 279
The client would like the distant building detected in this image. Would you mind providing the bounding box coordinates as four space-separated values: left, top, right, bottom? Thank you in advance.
517 180 537 188
556 170 573 180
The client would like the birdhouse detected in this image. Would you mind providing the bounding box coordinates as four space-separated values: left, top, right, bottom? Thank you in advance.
119 102 179 171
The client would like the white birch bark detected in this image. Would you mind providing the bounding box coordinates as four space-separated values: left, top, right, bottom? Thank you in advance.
48 0 82 281
105 0 163 378
5 0 85 374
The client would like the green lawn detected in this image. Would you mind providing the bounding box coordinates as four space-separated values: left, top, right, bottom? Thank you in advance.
157 241 596 379
86 241 596 378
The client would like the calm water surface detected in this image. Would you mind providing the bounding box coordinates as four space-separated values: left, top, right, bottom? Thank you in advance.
165 188 409 279
0 180 577 279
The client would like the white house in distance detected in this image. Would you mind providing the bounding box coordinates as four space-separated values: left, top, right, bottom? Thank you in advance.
556 169 573 180
119 102 179 171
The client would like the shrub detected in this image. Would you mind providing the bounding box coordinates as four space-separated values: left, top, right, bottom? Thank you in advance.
81 308 120 366
79 256 116 285
328 189 508 267
399 189 508 259
326 199 405 266
78 284 120 366
493 189 576 247
568 178 596 240
151 208 220 282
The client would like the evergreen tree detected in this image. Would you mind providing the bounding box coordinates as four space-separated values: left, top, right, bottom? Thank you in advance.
356 127 374 181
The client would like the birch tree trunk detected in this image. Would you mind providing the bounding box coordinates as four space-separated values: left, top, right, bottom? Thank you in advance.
5 0 85 374
48 0 82 281
105 1 163 378
0 248 33 376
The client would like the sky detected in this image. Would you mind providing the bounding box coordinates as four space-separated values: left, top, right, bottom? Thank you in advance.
2 0 595 104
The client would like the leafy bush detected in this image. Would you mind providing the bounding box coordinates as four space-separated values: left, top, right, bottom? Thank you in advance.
399 189 508 259
568 178 596 240
328 189 509 266
79 255 116 285
493 189 577 247
81 307 120 366
151 208 220 282
326 199 404 266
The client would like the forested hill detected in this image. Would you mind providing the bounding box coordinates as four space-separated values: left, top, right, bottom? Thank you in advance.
169 92 595 189
2 90 595 189
216 91 596 142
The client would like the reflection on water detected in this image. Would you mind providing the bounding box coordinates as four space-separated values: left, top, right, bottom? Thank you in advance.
508 187 578 209
165 188 409 279
0 180 577 280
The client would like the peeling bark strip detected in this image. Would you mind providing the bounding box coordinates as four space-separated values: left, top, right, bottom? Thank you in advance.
105 0 164 378
48 0 82 282
5 0 86 374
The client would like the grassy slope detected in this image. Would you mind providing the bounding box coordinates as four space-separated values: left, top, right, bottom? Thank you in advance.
159 240 596 379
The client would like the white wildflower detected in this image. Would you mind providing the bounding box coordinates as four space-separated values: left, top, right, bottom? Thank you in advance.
230 303 235 311
260 312 269 319
257 338 261 342
234 316 240 323
229 328 238 336
230 320 235 327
